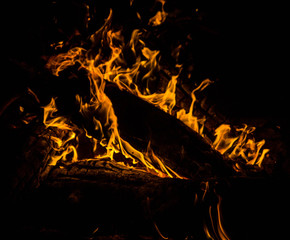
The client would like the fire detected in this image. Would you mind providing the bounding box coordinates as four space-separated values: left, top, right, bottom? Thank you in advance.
148 0 168 26
42 98 79 165
213 124 239 155
45 6 269 178
204 195 230 240
34 3 276 239
213 124 270 168
44 10 185 179
176 79 212 136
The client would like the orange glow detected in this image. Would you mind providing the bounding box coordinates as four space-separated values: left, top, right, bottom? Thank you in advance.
213 124 238 155
216 196 230 240
148 0 168 26
45 8 270 177
213 124 270 168
204 195 229 240
176 79 212 136
42 98 78 165
38 7 277 240
44 11 187 178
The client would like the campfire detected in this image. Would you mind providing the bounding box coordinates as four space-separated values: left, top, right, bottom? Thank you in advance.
3 1 289 239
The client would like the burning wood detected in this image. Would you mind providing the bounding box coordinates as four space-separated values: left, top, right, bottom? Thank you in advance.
3 1 288 239
43 8 269 176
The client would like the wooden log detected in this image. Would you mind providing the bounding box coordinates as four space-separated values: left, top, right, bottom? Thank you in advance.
104 84 234 179
2 84 287 240
49 79 234 179
3 62 234 180
7 159 212 239
6 158 289 240
51 82 234 180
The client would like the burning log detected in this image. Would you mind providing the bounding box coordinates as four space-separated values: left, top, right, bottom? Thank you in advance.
48 81 233 180
4 1 286 239
7 153 289 239
104 84 234 179
2 86 233 239
10 158 219 239
1 77 234 239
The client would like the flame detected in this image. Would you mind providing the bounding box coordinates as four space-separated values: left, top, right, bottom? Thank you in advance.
76 70 183 178
201 182 229 240
148 0 168 26
42 98 78 165
213 124 238 155
216 196 230 240
176 79 212 136
45 8 269 177
36 7 277 240
140 73 178 115
206 196 230 240
44 11 186 178
213 124 270 168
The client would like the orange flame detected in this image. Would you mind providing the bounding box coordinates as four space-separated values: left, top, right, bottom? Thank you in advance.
205 196 230 240
39 7 276 240
45 8 269 177
44 10 187 178
213 124 270 168
42 98 78 165
148 0 168 26
213 124 239 155
176 79 212 136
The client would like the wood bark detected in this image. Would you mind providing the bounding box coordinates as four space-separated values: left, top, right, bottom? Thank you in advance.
6 159 213 239
104 84 234 179
7 158 289 240
2 84 288 240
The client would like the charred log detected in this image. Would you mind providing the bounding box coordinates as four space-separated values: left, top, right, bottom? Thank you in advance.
7 159 211 239
6 158 289 240
53 82 234 180
104 84 234 179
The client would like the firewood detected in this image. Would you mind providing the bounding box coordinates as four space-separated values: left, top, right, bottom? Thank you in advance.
15 159 211 239
50 82 234 179
7 158 288 239
103 84 233 179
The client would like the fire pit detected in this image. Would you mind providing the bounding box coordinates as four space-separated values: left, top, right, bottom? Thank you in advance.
3 1 290 239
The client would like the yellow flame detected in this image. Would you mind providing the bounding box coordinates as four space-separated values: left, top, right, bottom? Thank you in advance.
141 74 178 114
45 12 187 178
41 7 275 240
213 124 238 155
216 196 230 240
206 196 230 240
42 98 78 165
213 124 270 167
46 9 269 175
176 79 212 136
148 0 168 26
78 90 185 178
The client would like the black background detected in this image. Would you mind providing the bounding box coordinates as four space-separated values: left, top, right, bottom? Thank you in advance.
3 1 290 239
3 1 289 119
